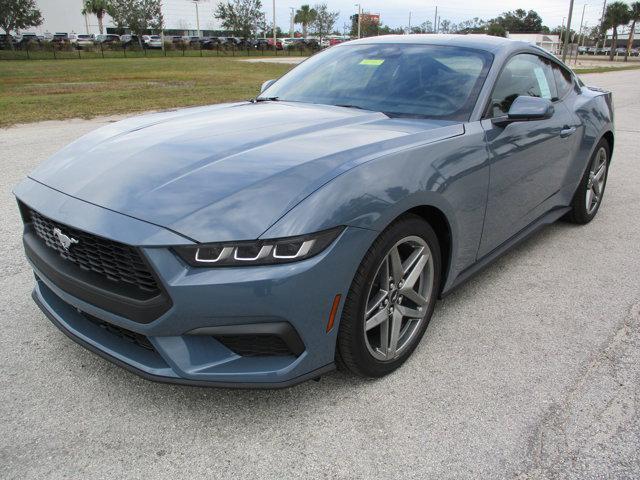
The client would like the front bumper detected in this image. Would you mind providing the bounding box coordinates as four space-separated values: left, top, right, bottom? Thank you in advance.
17 179 377 388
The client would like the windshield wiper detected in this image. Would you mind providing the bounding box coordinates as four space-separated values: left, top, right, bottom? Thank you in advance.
333 103 368 110
383 111 430 119
253 96 279 103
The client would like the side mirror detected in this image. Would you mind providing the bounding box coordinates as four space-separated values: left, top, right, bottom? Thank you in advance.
492 96 554 127
260 79 276 93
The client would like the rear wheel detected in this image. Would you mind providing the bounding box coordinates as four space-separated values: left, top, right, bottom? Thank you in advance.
336 215 441 378
566 139 610 224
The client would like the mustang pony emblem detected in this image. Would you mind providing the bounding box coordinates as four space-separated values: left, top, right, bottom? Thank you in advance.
53 227 79 250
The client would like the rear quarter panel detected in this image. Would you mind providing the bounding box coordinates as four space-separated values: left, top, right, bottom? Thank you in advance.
563 85 614 195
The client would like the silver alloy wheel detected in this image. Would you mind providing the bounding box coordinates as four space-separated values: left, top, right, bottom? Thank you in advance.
363 235 434 361
586 147 608 215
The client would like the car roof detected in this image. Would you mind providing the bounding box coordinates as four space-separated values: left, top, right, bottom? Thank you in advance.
344 34 532 54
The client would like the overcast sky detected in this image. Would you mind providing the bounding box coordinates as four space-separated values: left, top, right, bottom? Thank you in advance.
270 0 607 34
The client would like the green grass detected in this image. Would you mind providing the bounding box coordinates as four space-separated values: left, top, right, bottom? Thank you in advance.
0 57 296 127
574 64 640 74
2 55 636 128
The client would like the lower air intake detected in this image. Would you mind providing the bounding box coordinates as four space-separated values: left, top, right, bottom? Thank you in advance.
215 334 296 357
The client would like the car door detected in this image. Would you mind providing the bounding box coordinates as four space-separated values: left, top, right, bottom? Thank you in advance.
477 53 576 258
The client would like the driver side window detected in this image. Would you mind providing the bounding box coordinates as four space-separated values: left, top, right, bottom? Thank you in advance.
489 54 557 118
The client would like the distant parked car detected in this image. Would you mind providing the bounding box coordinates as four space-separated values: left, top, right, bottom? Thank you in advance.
587 46 597 55
267 38 283 50
282 38 306 49
577 46 587 54
187 36 202 47
304 38 319 49
615 47 627 56
0 34 15 49
75 34 95 49
251 38 282 50
145 35 163 48
280 37 297 48
95 34 120 44
226 37 250 48
16 32 40 48
253 38 270 49
51 32 70 44
630 48 639 57
120 34 142 47
198 37 216 49
170 35 188 45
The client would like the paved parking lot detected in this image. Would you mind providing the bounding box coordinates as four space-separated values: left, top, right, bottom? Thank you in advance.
1 70 639 480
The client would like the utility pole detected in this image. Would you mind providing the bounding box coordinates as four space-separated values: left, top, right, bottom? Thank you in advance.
562 0 575 62
355 4 361 39
599 0 607 49
272 0 276 48
193 1 201 37
290 7 295 37
408 11 412 34
434 6 438 33
437 16 440 34
576 3 586 61
560 16 565 45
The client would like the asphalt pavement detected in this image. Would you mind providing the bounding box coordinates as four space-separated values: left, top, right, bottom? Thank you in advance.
0 70 639 480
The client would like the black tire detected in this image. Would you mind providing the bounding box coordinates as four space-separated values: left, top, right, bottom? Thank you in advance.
336 214 441 378
565 138 610 224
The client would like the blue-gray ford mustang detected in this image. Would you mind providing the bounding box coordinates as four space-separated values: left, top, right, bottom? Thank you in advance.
15 35 614 388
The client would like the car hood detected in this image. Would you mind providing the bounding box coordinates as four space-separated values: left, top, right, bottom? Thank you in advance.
30 101 463 242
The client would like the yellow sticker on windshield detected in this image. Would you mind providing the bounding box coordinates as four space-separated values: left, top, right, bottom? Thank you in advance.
359 59 384 66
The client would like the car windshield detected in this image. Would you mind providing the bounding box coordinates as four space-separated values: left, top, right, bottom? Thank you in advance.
260 43 493 120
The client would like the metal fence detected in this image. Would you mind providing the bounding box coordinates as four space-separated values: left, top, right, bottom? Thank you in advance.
0 42 319 61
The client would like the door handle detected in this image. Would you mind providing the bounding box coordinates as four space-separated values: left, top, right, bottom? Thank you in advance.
560 126 576 138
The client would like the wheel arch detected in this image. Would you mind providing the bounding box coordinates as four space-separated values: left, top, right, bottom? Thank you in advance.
395 205 453 296
602 130 614 158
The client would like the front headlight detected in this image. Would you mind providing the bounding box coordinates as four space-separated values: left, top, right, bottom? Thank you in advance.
174 226 344 267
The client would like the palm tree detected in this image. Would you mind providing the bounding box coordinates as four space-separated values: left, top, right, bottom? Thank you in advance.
81 0 109 35
604 1 631 61
625 2 640 61
294 5 317 38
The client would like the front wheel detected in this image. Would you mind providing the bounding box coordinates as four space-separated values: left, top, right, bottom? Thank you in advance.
336 215 441 378
565 139 610 224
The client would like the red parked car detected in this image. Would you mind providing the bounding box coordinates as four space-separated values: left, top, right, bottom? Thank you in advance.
267 38 283 50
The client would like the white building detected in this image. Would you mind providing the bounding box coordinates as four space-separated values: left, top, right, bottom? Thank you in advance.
4 0 222 36
506 33 561 54
606 32 640 48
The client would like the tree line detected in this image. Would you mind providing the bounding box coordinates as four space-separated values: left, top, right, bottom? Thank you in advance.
2 0 639 59
0 0 341 50
215 1 339 40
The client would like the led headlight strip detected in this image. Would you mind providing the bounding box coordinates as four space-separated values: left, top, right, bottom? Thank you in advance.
174 226 344 267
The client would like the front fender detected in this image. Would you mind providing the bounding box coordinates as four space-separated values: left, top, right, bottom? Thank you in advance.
263 122 491 290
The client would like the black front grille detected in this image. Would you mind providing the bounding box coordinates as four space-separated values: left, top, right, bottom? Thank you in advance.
83 312 155 351
215 335 295 357
28 208 161 297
